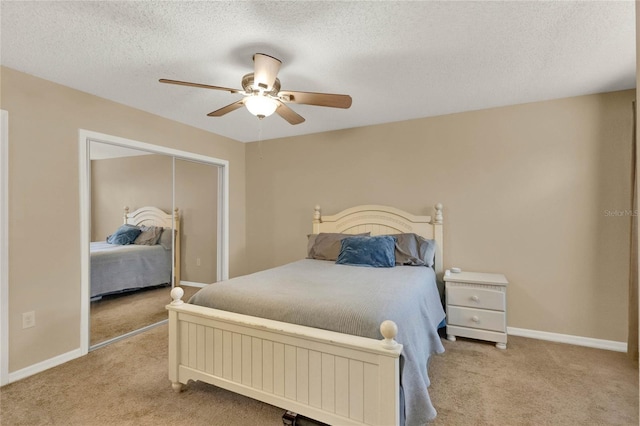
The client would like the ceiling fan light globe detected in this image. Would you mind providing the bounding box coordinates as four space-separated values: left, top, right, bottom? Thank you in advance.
245 95 278 118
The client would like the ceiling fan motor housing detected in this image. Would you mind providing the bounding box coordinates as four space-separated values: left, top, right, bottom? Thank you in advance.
242 73 281 97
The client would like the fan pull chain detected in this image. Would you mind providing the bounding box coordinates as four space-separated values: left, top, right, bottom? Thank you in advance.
258 119 263 159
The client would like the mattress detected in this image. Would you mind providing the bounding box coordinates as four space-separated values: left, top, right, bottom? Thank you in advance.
189 259 446 425
90 241 172 298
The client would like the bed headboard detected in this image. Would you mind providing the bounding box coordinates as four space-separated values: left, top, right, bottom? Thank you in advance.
123 206 181 286
313 203 444 278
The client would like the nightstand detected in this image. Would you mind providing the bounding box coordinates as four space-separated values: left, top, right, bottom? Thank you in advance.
444 270 508 349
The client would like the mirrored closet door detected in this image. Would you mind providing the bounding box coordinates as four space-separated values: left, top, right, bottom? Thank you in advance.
87 142 221 350
89 142 176 348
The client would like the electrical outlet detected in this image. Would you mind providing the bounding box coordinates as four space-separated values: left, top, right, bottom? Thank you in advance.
196 257 201 267
22 311 35 329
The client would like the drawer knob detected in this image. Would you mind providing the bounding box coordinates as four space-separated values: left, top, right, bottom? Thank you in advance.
471 316 480 323
471 295 480 302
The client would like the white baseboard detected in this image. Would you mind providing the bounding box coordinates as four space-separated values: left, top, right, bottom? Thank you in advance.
4 281 205 385
7 347 82 384
507 327 627 353
179 281 209 288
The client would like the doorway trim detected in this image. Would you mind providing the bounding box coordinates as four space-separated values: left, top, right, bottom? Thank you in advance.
79 129 229 355
1 110 9 385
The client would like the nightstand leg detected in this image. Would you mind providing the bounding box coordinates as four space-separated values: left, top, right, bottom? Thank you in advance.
495 342 507 350
447 334 456 342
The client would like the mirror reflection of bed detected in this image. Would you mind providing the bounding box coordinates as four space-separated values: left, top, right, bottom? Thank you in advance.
89 143 218 348
90 206 176 346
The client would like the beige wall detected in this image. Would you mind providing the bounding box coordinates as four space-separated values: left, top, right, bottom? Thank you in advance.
1 66 246 372
175 158 218 284
91 154 218 283
91 154 172 242
246 90 635 342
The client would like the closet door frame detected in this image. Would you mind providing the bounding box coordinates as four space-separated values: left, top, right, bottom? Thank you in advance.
78 129 229 355
0 110 8 385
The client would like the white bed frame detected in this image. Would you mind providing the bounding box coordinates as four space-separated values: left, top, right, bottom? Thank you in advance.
166 204 444 426
123 206 181 285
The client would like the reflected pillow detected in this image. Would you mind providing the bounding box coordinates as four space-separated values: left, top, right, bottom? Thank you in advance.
392 233 436 267
106 224 141 245
336 235 396 268
307 232 370 261
134 225 163 245
158 227 175 250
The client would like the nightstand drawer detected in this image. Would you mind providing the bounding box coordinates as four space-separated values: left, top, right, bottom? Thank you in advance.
447 306 506 332
447 286 505 311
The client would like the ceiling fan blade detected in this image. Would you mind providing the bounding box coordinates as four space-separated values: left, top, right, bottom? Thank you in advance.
253 53 281 91
275 101 305 125
207 100 245 117
159 78 240 93
278 90 352 109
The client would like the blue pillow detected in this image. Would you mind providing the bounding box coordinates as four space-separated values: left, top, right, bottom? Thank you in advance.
106 224 142 245
336 235 396 268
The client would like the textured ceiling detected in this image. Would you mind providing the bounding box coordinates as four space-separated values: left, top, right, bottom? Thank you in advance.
0 1 635 143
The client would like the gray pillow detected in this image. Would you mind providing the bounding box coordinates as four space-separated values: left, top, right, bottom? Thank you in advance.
392 233 436 267
307 232 370 261
158 227 175 250
134 225 163 245
307 234 319 257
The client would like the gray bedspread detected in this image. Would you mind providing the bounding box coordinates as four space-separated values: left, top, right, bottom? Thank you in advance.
90 241 172 298
189 259 445 425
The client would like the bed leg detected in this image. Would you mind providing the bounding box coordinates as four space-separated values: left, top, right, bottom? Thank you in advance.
282 411 298 426
168 304 183 394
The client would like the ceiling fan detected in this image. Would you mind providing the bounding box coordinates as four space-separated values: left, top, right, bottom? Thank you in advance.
159 53 352 125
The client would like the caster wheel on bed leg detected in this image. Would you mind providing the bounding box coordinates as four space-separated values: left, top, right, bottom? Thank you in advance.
447 334 456 342
171 382 183 393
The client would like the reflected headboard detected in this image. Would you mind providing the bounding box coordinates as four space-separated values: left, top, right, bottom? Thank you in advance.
312 204 444 278
124 206 181 285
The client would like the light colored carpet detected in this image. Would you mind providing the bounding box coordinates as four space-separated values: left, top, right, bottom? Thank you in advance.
90 285 201 346
1 326 637 425
429 336 638 425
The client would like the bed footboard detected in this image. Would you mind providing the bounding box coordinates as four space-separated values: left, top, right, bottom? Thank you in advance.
167 288 403 426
